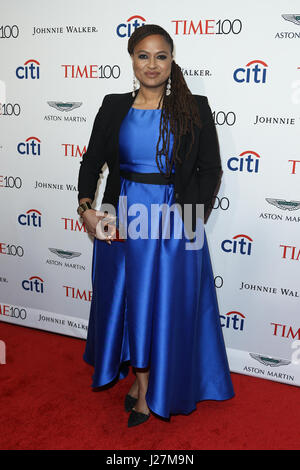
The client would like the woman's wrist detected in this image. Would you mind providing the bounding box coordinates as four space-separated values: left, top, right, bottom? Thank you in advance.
77 201 93 217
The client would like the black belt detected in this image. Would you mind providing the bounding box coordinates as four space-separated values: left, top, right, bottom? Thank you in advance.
120 170 175 185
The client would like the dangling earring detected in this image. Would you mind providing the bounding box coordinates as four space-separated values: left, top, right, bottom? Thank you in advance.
166 76 171 96
132 75 138 97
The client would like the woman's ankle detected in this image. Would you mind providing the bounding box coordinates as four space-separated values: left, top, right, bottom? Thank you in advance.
128 377 139 398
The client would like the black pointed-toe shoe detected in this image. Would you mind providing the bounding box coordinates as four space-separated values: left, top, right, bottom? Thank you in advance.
124 394 138 413
128 408 150 427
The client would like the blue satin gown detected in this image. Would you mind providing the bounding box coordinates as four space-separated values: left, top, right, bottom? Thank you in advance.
83 107 234 418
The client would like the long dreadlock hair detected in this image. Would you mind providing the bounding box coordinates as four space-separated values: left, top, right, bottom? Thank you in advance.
127 24 202 178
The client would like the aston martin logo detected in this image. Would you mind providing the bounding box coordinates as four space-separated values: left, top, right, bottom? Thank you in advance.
47 101 82 112
250 353 291 367
265 198 300 211
49 248 81 259
282 14 300 25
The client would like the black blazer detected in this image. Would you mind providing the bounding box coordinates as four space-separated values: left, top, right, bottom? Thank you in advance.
77 91 222 230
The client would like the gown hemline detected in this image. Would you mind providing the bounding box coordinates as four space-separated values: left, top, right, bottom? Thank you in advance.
83 354 235 419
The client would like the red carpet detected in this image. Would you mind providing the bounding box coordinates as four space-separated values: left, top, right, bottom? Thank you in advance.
0 321 299 450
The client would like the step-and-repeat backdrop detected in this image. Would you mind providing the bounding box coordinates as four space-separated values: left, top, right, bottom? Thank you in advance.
1 0 300 386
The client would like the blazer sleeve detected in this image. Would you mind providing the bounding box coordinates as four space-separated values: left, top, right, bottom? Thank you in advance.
196 95 223 217
77 94 111 202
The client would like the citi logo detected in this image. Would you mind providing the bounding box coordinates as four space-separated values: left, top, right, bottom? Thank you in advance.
220 311 245 331
61 144 87 157
233 60 268 83
16 59 40 79
116 15 146 37
18 209 42 227
17 137 41 156
22 275 44 293
221 234 253 256
227 150 260 173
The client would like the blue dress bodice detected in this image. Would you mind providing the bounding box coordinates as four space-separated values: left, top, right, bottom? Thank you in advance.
118 107 175 173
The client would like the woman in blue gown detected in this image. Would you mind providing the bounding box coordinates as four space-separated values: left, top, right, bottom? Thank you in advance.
79 25 234 427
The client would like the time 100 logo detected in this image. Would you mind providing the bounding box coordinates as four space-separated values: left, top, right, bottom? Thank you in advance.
213 110 236 126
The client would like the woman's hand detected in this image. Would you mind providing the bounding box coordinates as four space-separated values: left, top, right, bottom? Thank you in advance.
82 209 116 245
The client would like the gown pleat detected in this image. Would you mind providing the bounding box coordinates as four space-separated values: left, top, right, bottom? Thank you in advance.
83 107 234 418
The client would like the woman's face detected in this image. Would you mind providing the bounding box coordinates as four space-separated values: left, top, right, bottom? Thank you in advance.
131 34 173 90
